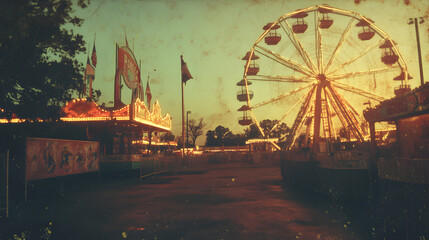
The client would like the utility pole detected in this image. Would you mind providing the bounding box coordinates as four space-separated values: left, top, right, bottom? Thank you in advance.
408 17 425 86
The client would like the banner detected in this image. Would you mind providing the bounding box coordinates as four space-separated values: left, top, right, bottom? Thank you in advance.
117 46 140 90
26 138 99 181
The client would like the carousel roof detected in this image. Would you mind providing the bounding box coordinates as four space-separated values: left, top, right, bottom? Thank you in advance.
61 98 172 131
0 98 172 132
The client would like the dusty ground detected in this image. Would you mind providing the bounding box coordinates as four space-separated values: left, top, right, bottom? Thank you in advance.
1 163 368 240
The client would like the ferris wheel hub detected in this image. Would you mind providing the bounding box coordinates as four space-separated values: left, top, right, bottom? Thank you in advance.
316 74 328 83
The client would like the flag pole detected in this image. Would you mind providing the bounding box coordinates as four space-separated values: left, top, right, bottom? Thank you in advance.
181 74 185 158
180 55 192 159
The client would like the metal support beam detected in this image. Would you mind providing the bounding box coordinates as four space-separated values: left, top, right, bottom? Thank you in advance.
312 85 323 153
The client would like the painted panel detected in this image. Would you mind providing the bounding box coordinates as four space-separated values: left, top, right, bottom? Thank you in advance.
26 138 99 181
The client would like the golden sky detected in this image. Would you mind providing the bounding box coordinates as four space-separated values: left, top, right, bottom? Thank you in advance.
73 0 429 143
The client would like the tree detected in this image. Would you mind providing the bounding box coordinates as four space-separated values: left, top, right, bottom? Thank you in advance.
160 132 175 142
0 0 91 119
88 89 102 103
176 135 184 148
245 119 289 139
244 123 261 139
187 118 206 147
205 125 245 147
224 133 246 146
205 125 231 147
205 130 218 147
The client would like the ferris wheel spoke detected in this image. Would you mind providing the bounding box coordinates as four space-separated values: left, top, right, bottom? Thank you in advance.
331 86 365 141
314 10 323 73
326 85 364 141
248 75 313 83
279 21 318 73
328 66 398 81
324 17 355 74
255 45 314 77
325 87 351 134
285 86 316 150
339 92 367 123
332 82 385 102
247 109 265 137
322 89 336 139
250 82 315 109
329 83 368 126
268 87 311 135
326 39 385 76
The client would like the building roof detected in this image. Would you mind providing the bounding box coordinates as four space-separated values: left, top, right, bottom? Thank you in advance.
363 83 429 122
0 98 172 132
61 98 171 132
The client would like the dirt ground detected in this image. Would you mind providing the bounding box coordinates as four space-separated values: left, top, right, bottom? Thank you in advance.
1 163 369 240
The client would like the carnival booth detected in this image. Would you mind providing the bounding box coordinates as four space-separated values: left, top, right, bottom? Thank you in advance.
0 39 174 202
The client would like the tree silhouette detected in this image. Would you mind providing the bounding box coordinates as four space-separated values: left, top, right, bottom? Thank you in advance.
205 130 218 147
205 125 245 147
205 126 231 146
0 0 91 119
204 120 288 147
188 118 206 147
245 119 289 139
160 132 175 142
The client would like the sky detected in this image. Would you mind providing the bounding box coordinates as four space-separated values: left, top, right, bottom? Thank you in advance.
71 0 429 145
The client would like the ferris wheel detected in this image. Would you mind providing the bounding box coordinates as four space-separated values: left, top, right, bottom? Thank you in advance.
237 5 411 151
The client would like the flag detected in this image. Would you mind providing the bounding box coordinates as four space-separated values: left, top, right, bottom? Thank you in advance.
86 57 95 98
84 56 95 97
91 43 97 68
146 80 152 107
181 55 193 85
86 57 95 77
86 57 95 83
